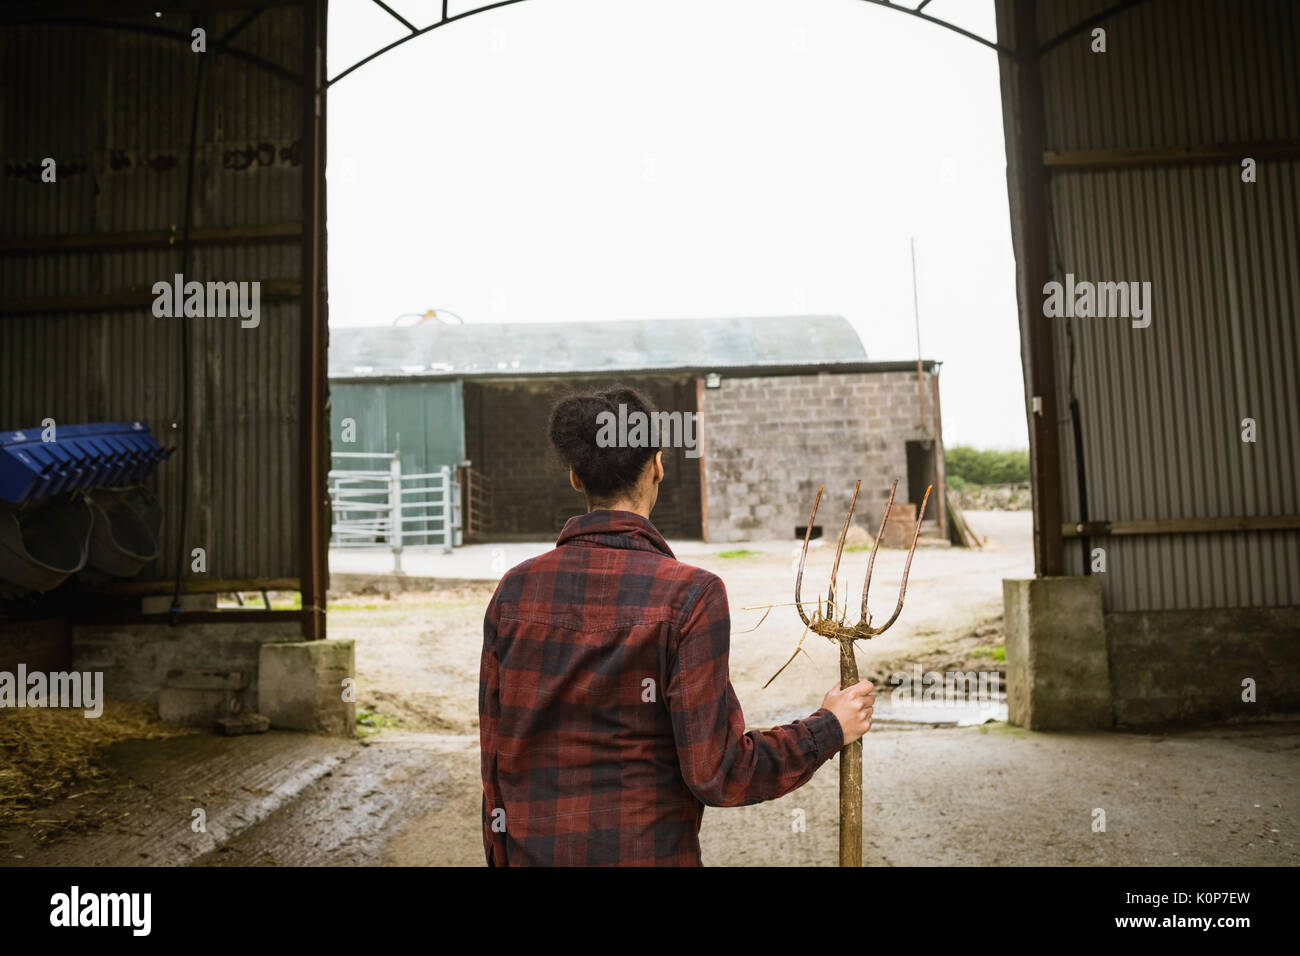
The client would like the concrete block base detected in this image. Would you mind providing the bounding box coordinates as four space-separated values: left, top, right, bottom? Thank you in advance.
216 712 271 736
157 686 241 726
1004 576 1112 730
73 621 300 714
258 640 355 736
1107 607 1300 727
879 503 919 548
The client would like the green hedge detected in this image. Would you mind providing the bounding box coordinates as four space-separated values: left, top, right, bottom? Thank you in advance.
945 446 1030 485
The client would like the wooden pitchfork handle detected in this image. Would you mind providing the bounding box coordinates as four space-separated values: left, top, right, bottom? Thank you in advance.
839 638 863 868
792 480 932 868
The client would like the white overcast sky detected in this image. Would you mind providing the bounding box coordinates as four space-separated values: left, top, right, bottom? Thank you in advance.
325 0 1029 450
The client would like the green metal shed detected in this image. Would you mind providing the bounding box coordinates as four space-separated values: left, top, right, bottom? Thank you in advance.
330 380 465 479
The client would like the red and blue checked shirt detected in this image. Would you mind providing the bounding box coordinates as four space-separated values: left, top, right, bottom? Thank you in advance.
479 509 844 866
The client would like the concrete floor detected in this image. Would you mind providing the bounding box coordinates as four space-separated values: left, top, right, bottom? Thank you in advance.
0 732 354 866
6 720 1296 866
6 510 1295 866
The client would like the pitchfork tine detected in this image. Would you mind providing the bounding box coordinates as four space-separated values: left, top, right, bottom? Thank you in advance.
859 480 899 625
793 485 824 627
866 483 933 636
826 481 860 622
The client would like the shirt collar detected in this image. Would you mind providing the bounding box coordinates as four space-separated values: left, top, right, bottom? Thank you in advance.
556 510 675 559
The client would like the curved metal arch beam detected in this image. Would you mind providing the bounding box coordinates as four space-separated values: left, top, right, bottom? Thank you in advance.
328 0 1011 89
860 0 1009 56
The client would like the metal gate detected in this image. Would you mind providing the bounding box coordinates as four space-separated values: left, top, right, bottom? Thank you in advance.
329 451 461 571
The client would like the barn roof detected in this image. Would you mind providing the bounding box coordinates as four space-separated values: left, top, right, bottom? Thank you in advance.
328 315 868 380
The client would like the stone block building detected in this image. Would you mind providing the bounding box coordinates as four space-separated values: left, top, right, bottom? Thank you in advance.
329 315 945 544
702 369 944 542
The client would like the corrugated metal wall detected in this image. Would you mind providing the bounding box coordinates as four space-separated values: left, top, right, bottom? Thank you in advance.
0 8 306 582
1000 0 1300 611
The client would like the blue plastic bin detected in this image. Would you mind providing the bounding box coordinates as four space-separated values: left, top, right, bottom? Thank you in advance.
0 421 170 503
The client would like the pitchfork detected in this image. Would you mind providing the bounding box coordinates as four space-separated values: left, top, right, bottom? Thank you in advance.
791 478 932 867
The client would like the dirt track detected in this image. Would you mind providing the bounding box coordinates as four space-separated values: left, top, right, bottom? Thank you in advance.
341 511 1034 737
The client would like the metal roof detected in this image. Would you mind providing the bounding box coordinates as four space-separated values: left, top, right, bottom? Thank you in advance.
329 315 868 380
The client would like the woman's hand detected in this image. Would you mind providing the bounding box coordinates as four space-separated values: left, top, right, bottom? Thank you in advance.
822 680 876 745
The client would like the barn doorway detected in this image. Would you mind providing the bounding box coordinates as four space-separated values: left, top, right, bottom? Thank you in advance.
905 439 938 528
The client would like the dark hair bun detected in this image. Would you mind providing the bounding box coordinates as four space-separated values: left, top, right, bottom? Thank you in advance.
548 386 658 500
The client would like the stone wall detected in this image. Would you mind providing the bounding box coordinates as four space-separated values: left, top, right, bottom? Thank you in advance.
700 370 939 542
1004 577 1300 730
1106 607 1300 726
71 621 301 716
0 619 69 674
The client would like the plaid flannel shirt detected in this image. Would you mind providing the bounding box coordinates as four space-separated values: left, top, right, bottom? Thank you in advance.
479 509 844 866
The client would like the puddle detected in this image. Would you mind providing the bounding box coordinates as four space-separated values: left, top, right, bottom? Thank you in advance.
873 692 1007 727
771 692 1007 730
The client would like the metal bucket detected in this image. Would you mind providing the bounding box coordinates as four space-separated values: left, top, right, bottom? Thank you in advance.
83 486 162 579
0 495 93 595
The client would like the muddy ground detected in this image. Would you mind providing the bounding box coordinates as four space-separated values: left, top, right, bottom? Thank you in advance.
342 511 1035 737
5 511 1297 866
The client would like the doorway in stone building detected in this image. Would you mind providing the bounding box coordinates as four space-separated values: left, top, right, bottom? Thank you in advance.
905 438 940 532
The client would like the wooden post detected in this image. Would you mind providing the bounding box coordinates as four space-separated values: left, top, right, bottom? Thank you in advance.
838 638 862 867
298 0 329 639
1012 0 1065 577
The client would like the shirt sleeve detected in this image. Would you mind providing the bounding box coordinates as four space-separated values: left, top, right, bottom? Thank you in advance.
479 601 508 866
664 575 844 808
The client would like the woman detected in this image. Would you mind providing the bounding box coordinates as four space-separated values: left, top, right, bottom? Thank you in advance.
479 385 875 866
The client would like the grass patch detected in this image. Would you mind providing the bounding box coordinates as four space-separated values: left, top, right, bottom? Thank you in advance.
355 707 400 738
716 549 760 559
216 591 301 611
971 645 1006 662
945 445 1030 485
